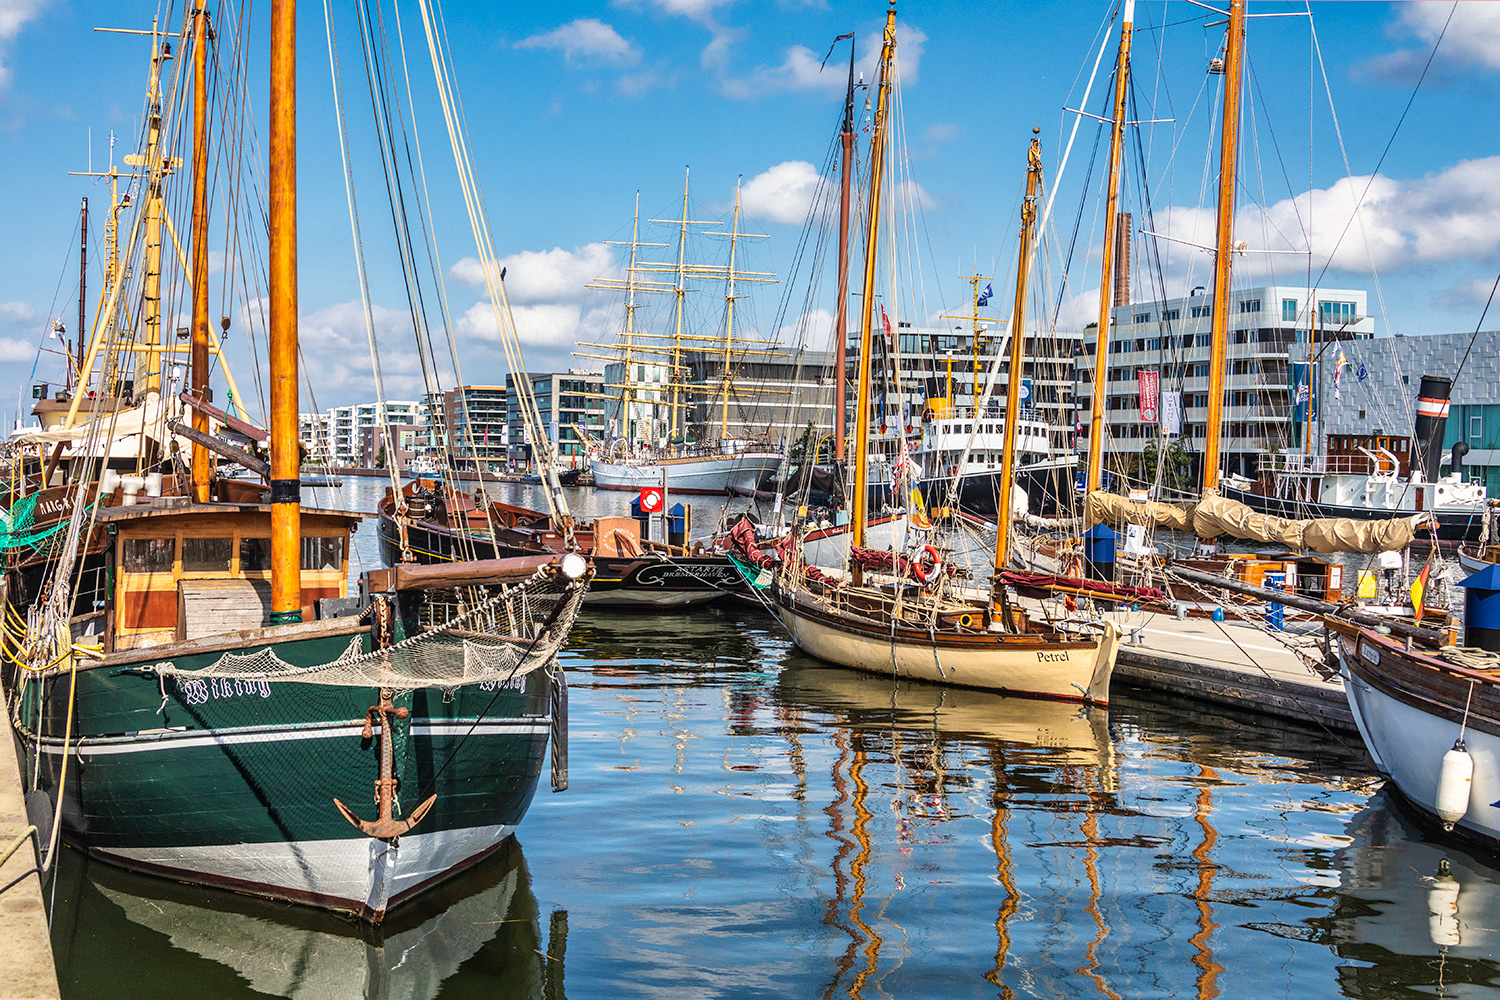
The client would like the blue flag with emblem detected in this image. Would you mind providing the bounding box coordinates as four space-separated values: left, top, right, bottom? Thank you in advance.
976 282 993 307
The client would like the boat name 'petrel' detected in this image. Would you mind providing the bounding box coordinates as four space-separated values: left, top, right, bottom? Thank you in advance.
1036 651 1071 663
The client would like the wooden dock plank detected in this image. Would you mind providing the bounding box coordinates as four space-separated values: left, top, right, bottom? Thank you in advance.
0 729 60 1000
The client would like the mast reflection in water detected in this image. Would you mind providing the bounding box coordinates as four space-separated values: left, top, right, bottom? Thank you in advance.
44 597 1500 998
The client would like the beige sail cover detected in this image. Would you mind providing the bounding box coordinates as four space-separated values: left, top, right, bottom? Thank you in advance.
1085 489 1419 553
1191 492 1419 553
1085 491 1194 532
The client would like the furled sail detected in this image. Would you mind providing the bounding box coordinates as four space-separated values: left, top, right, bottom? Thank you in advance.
1086 489 1422 553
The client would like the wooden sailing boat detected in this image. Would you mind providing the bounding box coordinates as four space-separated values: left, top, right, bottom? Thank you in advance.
579 174 785 494
12 3 590 923
768 6 1118 704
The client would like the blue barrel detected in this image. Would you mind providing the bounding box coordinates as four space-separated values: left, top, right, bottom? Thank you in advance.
1459 563 1500 652
1264 572 1285 632
1082 524 1117 583
668 502 688 548
629 498 650 542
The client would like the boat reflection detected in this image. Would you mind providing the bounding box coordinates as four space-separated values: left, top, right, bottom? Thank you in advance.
1324 789 1500 996
49 838 567 1000
779 664 1119 999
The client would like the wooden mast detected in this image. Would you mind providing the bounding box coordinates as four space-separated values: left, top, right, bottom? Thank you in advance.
719 181 742 440
76 198 87 392
849 1 897 571
1202 0 1246 494
1084 0 1135 495
833 36 856 466
668 169 690 446
992 134 1042 584
189 8 212 502
269 0 301 624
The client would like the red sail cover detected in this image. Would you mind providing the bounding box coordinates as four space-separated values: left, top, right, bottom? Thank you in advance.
1137 369 1159 423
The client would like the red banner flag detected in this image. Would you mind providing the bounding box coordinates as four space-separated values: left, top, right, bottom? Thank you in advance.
1137 369 1160 423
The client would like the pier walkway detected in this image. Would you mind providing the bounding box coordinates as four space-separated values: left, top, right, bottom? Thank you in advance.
0 729 60 999
1106 610 1355 732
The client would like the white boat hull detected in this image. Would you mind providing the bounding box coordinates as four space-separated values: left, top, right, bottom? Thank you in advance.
591 452 782 494
773 593 1118 702
1336 632 1500 844
100 820 520 919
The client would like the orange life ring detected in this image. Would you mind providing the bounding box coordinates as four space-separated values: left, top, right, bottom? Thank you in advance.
913 544 943 583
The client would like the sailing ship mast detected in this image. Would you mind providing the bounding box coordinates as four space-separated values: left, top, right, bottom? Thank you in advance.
1201 0 1246 496
833 36 857 467
189 7 212 502
1084 0 1135 495
268 0 301 624
849 0 898 573
991 134 1041 607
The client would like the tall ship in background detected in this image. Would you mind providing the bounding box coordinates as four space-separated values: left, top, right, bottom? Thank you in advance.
578 177 785 495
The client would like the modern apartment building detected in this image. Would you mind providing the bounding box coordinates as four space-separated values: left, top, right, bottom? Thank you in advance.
1074 284 1376 480
325 400 426 467
506 371 606 469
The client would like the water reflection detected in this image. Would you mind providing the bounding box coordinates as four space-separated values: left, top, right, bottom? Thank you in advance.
42 592 1500 999
1322 790 1500 998
49 839 565 1000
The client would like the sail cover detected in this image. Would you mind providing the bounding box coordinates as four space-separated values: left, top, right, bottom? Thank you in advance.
1086 489 1421 553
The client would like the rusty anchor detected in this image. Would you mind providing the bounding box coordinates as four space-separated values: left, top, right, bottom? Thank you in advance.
334 687 437 839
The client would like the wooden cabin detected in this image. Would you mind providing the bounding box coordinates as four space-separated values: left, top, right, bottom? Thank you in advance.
97 502 364 652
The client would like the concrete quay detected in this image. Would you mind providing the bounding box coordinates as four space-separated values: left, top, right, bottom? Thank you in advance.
1104 610 1356 732
0 729 60 999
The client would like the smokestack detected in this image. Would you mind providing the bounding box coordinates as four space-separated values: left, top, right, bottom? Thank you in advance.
1413 374 1452 482
1112 212 1131 307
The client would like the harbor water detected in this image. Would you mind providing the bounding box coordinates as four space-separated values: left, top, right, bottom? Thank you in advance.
43 478 1500 998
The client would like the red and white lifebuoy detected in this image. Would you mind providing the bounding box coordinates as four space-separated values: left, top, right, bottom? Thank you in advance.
912 544 943 583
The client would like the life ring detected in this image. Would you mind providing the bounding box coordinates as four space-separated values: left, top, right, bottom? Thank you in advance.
913 544 943 583
957 612 978 628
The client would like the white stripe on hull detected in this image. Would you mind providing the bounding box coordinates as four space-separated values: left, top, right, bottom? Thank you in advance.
591 453 781 493
35 720 549 757
773 600 1118 702
102 821 518 918
1341 654 1500 843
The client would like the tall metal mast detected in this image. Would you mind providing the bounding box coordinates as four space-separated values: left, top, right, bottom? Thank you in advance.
1084 0 1135 495
833 34 856 465
77 198 87 391
993 135 1042 582
849 0 898 568
189 7 213 502
1202 0 1246 494
269 0 302 624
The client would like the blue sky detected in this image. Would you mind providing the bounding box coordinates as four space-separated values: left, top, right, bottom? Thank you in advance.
2 1 1499 422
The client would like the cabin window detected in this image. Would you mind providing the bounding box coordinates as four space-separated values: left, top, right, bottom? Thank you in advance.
181 537 233 574
1472 415 1484 439
302 537 343 572
123 538 175 573
239 537 272 572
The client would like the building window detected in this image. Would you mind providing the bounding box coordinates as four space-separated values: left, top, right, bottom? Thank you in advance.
1134 313 1151 324
1163 309 1180 321
1239 299 1261 314
1282 298 1297 322
1197 334 1211 347
1473 415 1484 439
1319 300 1356 323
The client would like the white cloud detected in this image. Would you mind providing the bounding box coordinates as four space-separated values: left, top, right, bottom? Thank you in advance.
0 0 45 87
1364 3 1500 81
0 300 34 321
740 161 823 225
515 19 640 68
720 21 926 100
290 300 425 403
454 300 618 353
0 338 30 362
450 243 616 305
776 308 834 350
1146 157 1500 278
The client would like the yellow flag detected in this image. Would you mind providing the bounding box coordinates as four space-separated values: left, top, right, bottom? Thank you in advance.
909 488 933 530
1410 559 1432 619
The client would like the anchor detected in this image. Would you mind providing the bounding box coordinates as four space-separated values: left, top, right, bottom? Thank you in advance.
334 687 436 839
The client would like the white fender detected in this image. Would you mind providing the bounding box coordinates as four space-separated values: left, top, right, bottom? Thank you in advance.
1437 741 1475 830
